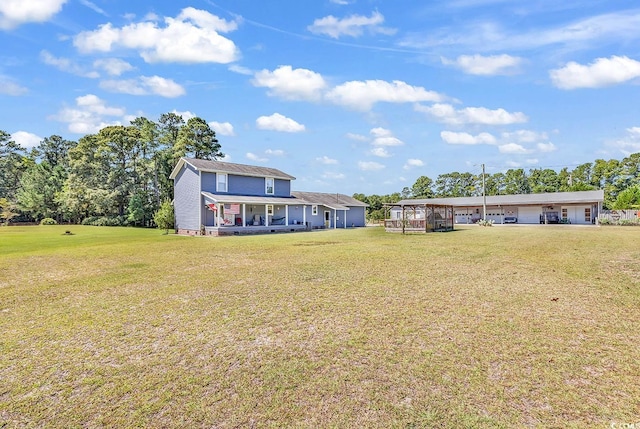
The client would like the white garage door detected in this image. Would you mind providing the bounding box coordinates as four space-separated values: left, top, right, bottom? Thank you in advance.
518 206 541 224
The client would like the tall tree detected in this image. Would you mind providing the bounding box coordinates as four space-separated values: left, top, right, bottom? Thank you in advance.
0 131 27 200
411 176 434 199
528 168 560 193
503 169 530 195
175 117 223 160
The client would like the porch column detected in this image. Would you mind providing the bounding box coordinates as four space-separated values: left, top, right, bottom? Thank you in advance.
285 205 289 226
344 210 347 228
333 209 337 229
242 204 246 227
216 203 221 227
303 205 307 226
264 204 269 226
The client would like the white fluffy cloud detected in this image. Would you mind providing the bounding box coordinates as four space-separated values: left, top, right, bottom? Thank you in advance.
93 58 134 76
256 113 305 133
416 103 528 125
536 142 557 152
346 132 368 141
73 7 239 64
316 155 338 164
440 131 497 145
403 159 424 170
370 147 391 158
0 76 27 95
307 11 395 39
358 161 385 171
499 143 530 154
328 80 445 111
370 127 403 146
441 54 523 76
246 152 267 162
209 121 235 136
252 66 327 101
100 76 185 97
11 131 42 148
0 0 67 29
550 56 640 89
610 127 640 155
265 149 285 156
40 50 99 78
53 94 126 134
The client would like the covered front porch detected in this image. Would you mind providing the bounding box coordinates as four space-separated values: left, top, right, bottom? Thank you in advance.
201 192 311 235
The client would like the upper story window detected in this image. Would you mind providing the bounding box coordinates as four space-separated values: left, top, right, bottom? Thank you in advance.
217 173 228 192
312 205 318 216
265 177 274 195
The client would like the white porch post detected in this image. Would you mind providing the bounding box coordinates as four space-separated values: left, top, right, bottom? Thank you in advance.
264 204 269 226
242 204 246 227
285 205 289 225
216 203 221 227
344 210 347 228
303 205 307 225
334 209 337 229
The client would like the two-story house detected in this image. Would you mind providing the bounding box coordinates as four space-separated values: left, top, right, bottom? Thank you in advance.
169 158 368 236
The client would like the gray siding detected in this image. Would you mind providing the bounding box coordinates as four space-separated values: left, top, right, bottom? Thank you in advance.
174 163 201 231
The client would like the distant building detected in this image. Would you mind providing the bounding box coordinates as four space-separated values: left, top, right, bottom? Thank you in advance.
387 190 604 230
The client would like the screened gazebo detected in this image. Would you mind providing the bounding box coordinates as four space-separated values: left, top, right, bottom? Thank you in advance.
384 202 455 233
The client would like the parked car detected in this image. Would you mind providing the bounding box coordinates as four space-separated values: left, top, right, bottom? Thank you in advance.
504 216 518 223
540 212 560 224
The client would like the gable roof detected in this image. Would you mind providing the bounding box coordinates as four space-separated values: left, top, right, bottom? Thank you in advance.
292 191 369 210
170 157 295 180
394 190 604 207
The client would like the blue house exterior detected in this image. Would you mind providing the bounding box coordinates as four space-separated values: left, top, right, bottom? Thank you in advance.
170 158 368 236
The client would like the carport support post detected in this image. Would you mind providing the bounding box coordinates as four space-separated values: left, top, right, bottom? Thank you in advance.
402 205 406 234
424 204 428 233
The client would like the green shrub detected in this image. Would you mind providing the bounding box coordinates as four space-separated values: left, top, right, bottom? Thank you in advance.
598 218 611 225
618 218 640 226
81 216 129 227
40 218 58 225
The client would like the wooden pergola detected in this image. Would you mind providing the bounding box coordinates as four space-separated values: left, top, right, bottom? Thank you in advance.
383 202 455 234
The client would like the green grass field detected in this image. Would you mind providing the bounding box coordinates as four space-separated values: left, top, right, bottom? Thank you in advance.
1 225 639 428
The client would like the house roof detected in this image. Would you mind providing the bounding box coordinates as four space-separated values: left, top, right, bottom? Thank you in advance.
394 190 604 207
170 157 296 180
202 191 369 210
292 191 369 210
202 192 299 205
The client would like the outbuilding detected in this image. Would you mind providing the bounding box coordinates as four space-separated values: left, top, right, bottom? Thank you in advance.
390 190 604 226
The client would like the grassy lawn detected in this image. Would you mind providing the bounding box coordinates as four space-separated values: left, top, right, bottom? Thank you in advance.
1 225 639 428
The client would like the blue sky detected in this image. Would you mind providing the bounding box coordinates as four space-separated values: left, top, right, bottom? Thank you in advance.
2 0 640 195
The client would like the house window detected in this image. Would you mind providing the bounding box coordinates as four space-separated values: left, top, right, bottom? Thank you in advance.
217 173 227 192
267 205 274 216
585 207 591 222
312 205 318 216
561 208 568 220
265 177 274 195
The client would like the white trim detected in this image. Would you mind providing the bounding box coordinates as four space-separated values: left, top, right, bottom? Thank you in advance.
265 177 274 195
216 173 228 192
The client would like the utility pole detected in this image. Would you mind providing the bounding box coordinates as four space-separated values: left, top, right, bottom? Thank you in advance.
482 163 487 221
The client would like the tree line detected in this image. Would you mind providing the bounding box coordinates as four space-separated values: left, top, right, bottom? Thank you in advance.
354 154 640 221
0 113 223 226
2 118 639 226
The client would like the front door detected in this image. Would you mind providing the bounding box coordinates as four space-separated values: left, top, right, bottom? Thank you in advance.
324 211 330 228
